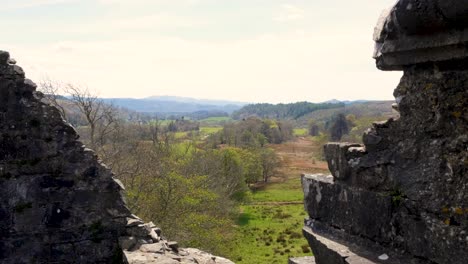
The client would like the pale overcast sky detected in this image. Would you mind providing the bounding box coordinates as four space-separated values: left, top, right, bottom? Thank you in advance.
2 0 400 103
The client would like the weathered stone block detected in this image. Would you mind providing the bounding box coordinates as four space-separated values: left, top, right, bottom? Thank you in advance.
119 236 138 251
288 256 316 264
392 211 468 264
0 50 9 65
302 174 393 243
302 226 419 264
324 143 364 181
374 0 468 70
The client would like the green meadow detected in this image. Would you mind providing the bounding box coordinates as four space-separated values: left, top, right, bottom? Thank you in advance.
225 178 312 264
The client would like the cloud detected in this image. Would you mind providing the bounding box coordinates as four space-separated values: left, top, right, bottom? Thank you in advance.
7 28 401 103
274 4 305 22
96 0 201 6
2 0 402 103
108 14 207 30
35 13 207 36
0 0 76 11
52 41 76 53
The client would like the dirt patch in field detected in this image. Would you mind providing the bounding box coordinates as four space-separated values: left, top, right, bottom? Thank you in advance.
268 137 330 182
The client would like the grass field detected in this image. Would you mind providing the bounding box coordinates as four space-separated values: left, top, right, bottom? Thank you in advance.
154 119 175 125
170 127 222 141
200 116 233 126
226 178 310 264
200 126 223 135
223 137 330 263
228 204 310 264
250 178 304 202
200 116 232 122
293 128 308 136
174 131 188 139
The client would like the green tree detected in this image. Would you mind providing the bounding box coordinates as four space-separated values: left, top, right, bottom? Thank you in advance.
256 133 268 147
259 148 280 183
239 149 263 184
330 113 349 141
240 130 257 147
308 120 320 136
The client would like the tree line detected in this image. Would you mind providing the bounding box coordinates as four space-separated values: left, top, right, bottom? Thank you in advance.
308 112 391 144
232 101 344 120
209 117 293 147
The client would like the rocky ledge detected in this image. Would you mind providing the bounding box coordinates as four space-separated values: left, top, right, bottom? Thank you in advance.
121 215 233 264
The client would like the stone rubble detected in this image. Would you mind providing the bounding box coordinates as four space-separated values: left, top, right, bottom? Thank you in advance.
120 215 234 264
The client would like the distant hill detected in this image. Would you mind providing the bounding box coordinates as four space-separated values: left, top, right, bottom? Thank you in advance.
144 96 247 106
101 96 247 114
323 99 370 105
53 94 396 124
232 101 345 120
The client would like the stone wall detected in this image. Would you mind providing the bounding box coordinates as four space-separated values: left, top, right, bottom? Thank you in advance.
0 51 130 263
0 51 233 263
299 1 467 263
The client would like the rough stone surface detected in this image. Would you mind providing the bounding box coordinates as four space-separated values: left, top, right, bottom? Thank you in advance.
302 226 419 264
288 256 316 264
120 218 235 264
123 247 234 264
373 0 468 70
324 143 365 181
303 175 393 243
0 50 10 65
0 51 233 263
299 1 468 264
0 50 131 263
304 54 468 264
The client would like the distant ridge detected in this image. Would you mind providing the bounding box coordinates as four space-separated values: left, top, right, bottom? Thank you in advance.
100 96 248 114
322 99 369 105
232 100 396 121
143 95 247 106
61 95 393 119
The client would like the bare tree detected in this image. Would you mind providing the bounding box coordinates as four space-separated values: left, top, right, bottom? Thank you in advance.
64 83 119 150
38 78 68 120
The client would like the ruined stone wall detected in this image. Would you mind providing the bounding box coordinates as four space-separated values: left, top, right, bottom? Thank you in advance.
299 1 468 264
0 51 233 263
0 51 131 263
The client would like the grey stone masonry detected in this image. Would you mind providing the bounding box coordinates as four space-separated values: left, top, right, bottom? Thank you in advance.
299 0 468 263
0 50 130 263
374 0 468 70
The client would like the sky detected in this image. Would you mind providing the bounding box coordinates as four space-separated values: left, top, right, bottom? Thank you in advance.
1 0 401 103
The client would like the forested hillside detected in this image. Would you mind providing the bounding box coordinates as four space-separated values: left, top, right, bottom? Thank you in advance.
298 101 397 142
298 100 395 124
232 102 344 120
